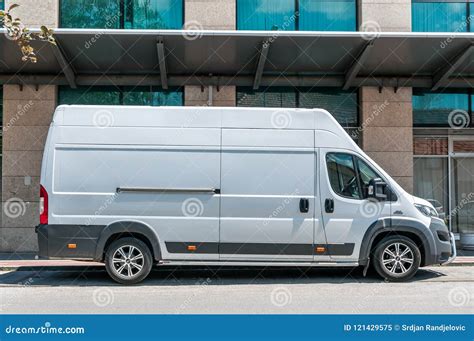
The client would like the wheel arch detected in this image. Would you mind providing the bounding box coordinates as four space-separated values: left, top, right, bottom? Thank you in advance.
94 221 162 262
359 218 436 267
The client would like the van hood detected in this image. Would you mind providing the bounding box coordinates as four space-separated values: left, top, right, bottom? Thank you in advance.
411 195 436 209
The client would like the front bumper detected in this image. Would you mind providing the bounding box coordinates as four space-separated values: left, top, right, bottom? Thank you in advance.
428 219 456 265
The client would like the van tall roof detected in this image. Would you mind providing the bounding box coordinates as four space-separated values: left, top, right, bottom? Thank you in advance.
54 105 347 132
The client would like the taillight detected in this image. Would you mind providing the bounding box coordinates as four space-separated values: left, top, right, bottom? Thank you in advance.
40 185 48 225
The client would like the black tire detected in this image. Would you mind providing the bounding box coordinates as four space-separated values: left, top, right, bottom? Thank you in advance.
372 235 421 282
104 237 153 285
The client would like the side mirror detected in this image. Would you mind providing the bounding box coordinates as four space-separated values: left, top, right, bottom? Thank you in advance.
367 178 387 201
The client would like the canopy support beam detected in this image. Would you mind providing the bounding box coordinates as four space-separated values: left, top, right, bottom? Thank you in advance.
51 42 77 89
156 38 168 90
343 42 374 90
253 41 270 90
1 74 473 89
431 44 474 91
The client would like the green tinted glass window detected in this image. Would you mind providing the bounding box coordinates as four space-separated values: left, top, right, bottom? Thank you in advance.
59 86 183 106
413 91 469 127
237 0 356 31
124 0 183 29
59 87 121 105
61 0 121 28
61 0 183 29
122 87 183 106
412 1 469 32
299 0 356 31
237 0 296 30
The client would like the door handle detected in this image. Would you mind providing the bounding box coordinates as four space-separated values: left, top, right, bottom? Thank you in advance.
325 198 334 213
299 198 309 213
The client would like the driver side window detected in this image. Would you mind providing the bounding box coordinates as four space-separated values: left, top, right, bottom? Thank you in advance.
326 153 383 200
326 153 361 199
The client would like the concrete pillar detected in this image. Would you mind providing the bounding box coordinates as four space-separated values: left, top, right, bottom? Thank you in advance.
184 0 236 106
359 0 413 192
360 88 414 192
359 0 411 32
1 0 59 252
4 0 59 28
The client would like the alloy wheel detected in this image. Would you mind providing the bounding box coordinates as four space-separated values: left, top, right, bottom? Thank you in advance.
381 242 414 274
112 245 145 278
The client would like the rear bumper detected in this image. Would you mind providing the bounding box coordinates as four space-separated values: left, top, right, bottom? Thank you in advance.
36 224 105 260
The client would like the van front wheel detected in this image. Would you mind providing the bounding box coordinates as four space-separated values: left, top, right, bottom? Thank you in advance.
373 236 421 282
105 237 153 285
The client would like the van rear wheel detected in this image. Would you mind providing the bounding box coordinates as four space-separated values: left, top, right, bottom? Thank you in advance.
373 236 421 282
105 237 153 285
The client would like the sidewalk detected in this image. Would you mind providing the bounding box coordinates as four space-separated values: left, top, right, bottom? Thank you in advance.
0 252 473 270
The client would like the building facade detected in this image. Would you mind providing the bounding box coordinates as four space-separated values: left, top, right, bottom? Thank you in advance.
1 0 473 252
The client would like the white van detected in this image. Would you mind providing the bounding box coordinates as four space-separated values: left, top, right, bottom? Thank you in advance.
36 105 455 284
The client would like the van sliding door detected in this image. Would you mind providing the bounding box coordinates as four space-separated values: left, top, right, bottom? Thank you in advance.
219 128 316 261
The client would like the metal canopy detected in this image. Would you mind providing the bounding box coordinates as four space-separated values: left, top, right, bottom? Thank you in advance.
0 29 473 89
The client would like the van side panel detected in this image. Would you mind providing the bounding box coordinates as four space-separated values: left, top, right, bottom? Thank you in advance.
48 126 222 261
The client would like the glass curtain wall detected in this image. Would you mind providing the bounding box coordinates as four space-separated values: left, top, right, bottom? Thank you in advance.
237 87 359 142
237 0 296 30
59 86 183 106
413 90 471 127
237 0 357 31
123 0 183 29
412 0 473 32
61 0 183 29
299 0 357 31
61 0 121 28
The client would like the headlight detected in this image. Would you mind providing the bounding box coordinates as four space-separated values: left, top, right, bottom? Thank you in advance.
414 204 438 217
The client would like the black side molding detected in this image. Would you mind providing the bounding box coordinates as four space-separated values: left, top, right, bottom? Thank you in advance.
165 242 355 256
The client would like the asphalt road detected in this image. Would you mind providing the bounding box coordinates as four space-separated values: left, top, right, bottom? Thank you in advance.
0 266 473 314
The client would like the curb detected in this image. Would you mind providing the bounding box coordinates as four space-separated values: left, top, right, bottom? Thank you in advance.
439 262 474 267
0 265 105 272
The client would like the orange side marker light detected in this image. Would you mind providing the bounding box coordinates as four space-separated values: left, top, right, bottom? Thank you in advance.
316 246 326 253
